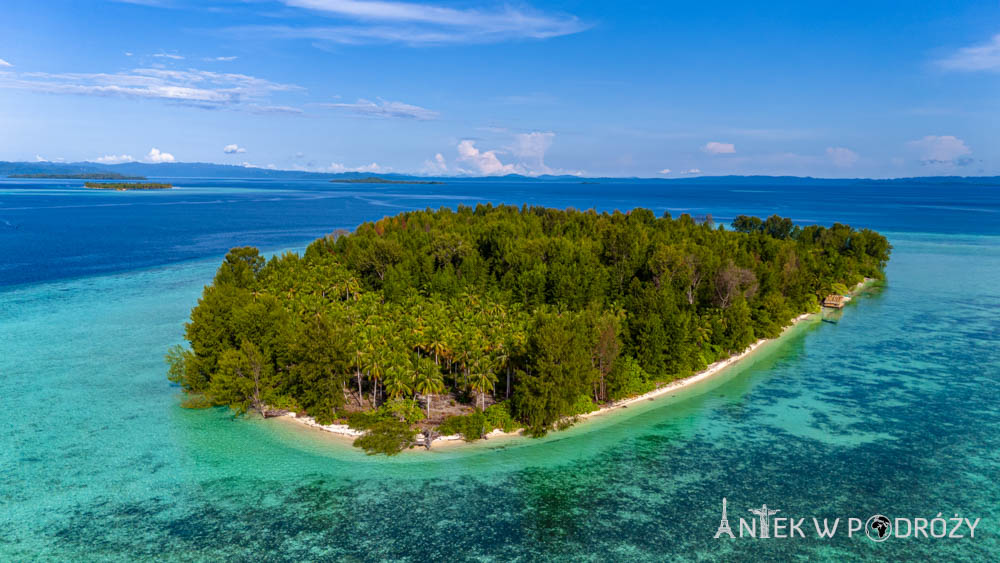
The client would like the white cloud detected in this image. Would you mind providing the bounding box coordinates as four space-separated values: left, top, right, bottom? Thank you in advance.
906 135 973 166
422 152 448 174
825 147 859 167
682 168 702 175
250 0 589 45
0 67 301 112
93 154 136 164
327 161 386 173
0 58 12 68
451 132 579 177
153 53 184 60
145 147 175 163
223 144 247 154
213 56 238 62
320 97 438 120
511 131 554 173
658 168 671 175
250 104 304 115
34 154 47 162
937 34 1000 72
456 140 517 176
703 142 735 155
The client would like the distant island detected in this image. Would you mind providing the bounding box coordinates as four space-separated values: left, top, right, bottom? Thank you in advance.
167 205 891 455
331 176 445 185
1 159 999 185
11 173 147 180
84 182 172 190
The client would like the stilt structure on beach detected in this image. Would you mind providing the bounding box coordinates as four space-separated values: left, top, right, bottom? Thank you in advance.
822 294 847 309
821 293 848 323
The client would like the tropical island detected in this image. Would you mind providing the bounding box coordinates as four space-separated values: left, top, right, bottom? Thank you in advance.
84 182 173 190
331 176 445 185
11 173 147 180
166 206 891 455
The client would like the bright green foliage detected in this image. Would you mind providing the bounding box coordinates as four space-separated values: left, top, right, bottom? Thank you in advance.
439 401 520 441
567 394 600 416
178 394 213 409
413 357 445 417
347 398 424 454
167 205 891 451
348 398 426 430
514 310 598 436
209 340 275 415
484 402 519 433
165 344 194 387
606 356 654 401
352 420 418 456
438 410 489 441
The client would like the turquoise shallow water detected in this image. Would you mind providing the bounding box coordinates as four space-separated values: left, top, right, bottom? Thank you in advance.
2 231 998 560
2 177 1000 560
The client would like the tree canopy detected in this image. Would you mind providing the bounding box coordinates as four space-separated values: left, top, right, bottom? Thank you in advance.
168 205 890 453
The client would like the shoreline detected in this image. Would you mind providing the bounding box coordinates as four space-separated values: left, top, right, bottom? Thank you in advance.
279 278 874 451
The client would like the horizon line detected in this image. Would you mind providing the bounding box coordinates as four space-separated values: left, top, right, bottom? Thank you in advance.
3 160 998 183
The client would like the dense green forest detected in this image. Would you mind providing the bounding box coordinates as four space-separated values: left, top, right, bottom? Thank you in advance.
167 205 890 454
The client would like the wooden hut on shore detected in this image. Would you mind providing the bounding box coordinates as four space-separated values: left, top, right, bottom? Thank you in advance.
822 294 847 309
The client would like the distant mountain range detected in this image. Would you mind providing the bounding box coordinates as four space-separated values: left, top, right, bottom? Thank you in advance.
2 160 998 186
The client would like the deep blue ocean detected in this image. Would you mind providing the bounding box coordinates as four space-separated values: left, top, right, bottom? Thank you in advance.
1 177 998 560
2 177 996 287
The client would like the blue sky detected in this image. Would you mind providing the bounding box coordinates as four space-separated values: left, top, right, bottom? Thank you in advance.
0 0 997 177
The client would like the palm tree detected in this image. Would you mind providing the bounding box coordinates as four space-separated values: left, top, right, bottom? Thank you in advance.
343 277 360 301
470 356 498 410
367 345 386 405
426 325 447 366
383 365 413 401
413 358 445 418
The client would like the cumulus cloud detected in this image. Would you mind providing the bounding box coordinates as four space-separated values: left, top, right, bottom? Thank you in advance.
937 34 1000 72
321 97 438 120
212 56 238 62
327 161 385 173
93 154 136 164
826 147 859 167
233 0 588 46
906 135 972 166
34 154 47 162
422 152 448 174
451 132 580 177
658 168 671 175
0 67 301 112
145 147 175 163
0 58 12 67
456 140 517 176
223 144 247 154
703 142 735 155
511 131 554 173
